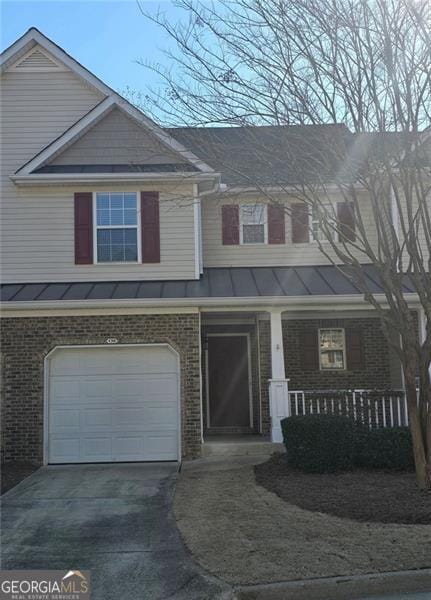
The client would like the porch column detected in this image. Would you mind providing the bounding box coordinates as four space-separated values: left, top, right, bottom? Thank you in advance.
268 308 290 442
418 308 431 380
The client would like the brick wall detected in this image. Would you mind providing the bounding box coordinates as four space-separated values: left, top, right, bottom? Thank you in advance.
283 318 392 390
1 313 201 463
258 316 394 435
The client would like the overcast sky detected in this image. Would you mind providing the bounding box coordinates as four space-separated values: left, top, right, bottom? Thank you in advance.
1 1 182 97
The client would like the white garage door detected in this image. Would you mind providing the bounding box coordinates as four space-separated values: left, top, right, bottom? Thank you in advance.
48 345 179 463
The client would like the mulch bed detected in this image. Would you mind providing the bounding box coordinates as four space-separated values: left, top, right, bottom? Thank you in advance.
1 462 39 495
255 453 431 524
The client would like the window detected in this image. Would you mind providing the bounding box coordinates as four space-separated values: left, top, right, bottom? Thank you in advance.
310 205 335 243
240 204 267 244
95 192 139 263
319 328 346 370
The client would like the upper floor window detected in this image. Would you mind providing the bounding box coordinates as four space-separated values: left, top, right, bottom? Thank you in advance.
319 328 346 370
240 204 267 244
95 192 139 263
311 204 335 243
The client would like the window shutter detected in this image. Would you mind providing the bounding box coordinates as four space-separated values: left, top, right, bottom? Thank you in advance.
337 202 356 242
74 192 93 264
291 203 309 243
268 203 285 244
222 205 239 245
300 330 319 370
141 191 160 263
346 328 364 370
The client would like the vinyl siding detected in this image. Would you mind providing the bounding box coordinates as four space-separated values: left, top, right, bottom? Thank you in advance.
1 52 197 283
1 183 196 282
202 192 378 267
50 108 185 166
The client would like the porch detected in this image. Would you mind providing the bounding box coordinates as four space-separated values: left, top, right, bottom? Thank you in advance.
200 307 415 447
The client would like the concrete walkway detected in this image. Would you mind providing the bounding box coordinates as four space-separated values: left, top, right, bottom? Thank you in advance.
1 463 231 600
174 456 431 586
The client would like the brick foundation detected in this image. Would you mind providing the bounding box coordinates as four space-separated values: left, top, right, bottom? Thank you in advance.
1 313 201 463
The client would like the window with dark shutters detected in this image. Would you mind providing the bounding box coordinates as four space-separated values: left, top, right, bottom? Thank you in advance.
300 330 319 370
141 191 160 263
291 203 310 243
268 203 286 244
222 204 240 245
74 192 93 264
346 328 365 370
337 202 356 242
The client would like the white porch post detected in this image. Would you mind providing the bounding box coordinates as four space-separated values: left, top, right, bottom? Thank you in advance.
268 309 290 442
418 308 431 381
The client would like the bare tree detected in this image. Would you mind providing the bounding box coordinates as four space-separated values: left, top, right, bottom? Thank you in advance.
135 0 431 488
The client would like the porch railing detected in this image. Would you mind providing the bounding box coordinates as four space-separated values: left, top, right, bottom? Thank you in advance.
289 389 413 429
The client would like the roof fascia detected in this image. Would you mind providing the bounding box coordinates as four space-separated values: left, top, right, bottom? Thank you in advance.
10 172 221 186
0 292 420 313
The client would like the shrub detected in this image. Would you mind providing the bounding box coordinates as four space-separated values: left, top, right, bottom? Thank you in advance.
281 414 356 473
355 426 414 471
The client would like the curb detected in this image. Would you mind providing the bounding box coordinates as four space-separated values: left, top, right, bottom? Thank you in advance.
235 568 431 599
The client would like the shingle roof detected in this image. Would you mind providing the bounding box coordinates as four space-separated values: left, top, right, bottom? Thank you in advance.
167 125 429 186
0 265 415 303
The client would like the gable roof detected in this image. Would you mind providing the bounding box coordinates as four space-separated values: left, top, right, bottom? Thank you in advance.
2 28 216 180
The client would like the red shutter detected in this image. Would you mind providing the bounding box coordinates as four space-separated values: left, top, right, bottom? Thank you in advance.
300 330 319 370
291 203 309 243
74 192 93 264
141 191 160 263
268 204 285 244
346 328 365 370
337 202 356 242
222 205 239 245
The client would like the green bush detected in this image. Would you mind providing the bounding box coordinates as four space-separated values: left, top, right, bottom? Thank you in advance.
355 426 414 471
281 415 414 473
281 414 356 473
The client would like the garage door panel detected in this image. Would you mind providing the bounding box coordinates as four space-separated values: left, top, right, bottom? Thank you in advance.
83 408 112 428
48 346 180 463
144 434 178 460
50 409 80 431
50 437 80 462
81 436 112 461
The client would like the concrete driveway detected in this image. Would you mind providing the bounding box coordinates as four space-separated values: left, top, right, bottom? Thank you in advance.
1 463 230 600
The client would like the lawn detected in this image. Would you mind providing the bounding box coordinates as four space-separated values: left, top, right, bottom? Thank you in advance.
255 453 431 524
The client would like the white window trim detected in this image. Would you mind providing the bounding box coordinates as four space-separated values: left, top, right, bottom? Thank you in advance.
92 191 142 265
309 204 339 244
318 327 347 371
239 203 268 245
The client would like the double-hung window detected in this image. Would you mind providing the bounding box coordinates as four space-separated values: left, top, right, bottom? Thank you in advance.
95 192 139 263
311 204 335 243
319 328 346 370
240 204 267 244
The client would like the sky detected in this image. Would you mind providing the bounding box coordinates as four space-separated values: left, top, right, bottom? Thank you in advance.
0 0 183 96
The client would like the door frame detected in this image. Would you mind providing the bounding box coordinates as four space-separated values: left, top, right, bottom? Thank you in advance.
43 343 181 465
205 333 253 429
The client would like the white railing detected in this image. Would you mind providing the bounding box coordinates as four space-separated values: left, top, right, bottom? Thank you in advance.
289 389 411 429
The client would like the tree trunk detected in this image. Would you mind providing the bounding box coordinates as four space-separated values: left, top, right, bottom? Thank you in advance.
405 372 430 490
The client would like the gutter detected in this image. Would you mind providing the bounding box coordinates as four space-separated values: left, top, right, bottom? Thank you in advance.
0 292 420 313
10 172 221 186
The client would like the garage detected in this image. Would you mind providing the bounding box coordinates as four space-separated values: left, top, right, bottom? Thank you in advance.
47 345 180 463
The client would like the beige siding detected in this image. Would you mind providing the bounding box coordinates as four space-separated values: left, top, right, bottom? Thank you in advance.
202 192 378 267
1 49 197 283
1 183 196 282
50 108 185 166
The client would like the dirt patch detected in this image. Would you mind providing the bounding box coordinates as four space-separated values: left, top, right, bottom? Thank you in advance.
255 453 431 525
1 462 39 495
174 456 431 585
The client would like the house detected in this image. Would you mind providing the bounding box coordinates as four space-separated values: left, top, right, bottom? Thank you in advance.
0 28 427 465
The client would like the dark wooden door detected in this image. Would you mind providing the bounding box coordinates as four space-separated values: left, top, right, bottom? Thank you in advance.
207 335 250 427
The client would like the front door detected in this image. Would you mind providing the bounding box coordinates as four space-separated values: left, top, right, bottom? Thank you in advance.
207 335 251 428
